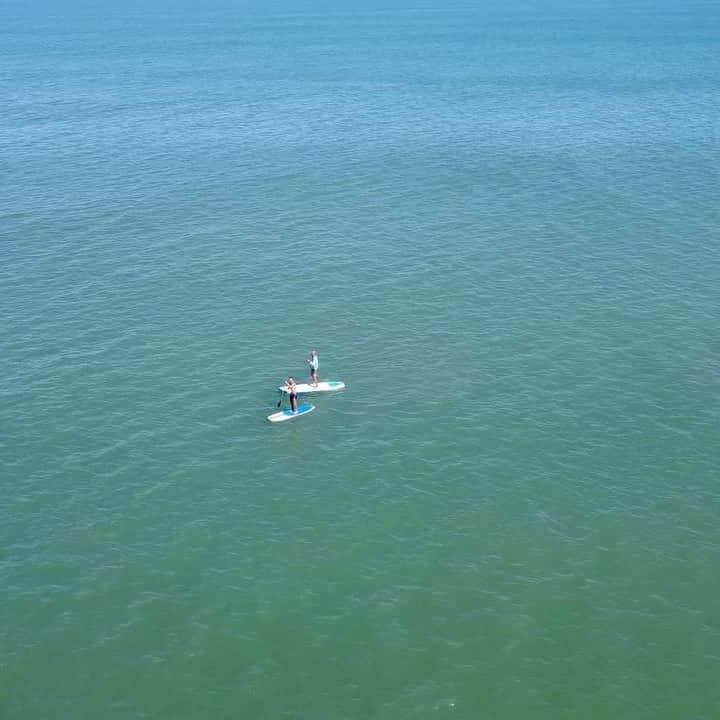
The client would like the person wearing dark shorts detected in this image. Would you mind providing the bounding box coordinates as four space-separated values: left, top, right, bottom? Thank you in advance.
308 350 319 386
286 376 298 413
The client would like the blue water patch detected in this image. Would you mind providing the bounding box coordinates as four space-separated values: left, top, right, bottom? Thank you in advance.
2 0 719 718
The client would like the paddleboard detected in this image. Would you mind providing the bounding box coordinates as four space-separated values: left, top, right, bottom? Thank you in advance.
279 380 345 394
267 404 315 423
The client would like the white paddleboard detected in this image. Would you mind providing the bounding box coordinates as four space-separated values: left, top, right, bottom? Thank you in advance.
279 380 345 394
267 404 315 423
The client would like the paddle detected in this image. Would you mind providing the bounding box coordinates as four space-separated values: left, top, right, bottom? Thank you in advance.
277 379 290 408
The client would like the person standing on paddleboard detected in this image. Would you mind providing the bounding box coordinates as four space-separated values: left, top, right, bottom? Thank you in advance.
308 350 319 386
286 376 299 413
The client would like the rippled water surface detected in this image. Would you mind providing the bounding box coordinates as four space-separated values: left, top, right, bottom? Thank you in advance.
2 1 719 717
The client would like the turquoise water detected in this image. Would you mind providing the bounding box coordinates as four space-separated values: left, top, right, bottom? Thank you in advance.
2 1 719 717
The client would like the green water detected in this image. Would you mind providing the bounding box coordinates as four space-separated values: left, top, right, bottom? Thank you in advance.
2 1 719 717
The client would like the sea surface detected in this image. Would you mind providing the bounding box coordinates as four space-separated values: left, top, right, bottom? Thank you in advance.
2 0 719 717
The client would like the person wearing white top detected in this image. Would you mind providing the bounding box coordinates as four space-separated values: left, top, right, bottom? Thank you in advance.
307 350 319 386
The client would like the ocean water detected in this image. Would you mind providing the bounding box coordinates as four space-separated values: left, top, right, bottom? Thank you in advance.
2 0 719 717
